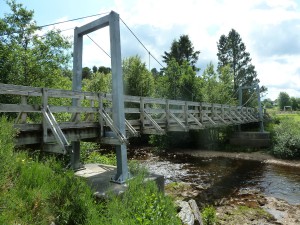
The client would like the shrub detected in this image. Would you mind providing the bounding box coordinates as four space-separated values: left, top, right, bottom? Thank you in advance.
202 205 217 225
99 172 181 225
0 117 16 175
0 117 180 225
149 134 169 152
272 117 300 158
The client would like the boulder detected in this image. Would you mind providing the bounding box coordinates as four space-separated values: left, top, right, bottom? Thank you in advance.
176 199 203 225
176 200 195 225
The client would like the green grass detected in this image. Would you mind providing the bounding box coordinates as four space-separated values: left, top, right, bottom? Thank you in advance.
276 113 300 122
0 117 180 225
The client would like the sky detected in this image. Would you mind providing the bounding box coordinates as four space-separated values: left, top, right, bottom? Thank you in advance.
1 0 300 100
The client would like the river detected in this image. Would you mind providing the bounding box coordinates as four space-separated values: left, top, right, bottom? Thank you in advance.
142 153 300 205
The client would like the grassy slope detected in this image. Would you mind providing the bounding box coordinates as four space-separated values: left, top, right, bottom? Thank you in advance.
0 117 180 225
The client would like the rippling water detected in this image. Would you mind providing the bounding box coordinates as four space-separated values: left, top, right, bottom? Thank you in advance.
145 155 300 205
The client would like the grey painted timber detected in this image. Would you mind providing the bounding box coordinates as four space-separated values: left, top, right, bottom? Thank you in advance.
0 83 260 148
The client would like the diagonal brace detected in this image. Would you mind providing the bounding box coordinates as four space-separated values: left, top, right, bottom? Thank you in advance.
99 109 128 144
42 106 71 154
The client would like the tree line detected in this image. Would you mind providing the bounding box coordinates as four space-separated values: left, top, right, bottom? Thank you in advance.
1 0 265 108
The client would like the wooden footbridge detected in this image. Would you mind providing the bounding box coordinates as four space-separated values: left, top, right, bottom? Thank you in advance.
0 11 263 183
0 83 259 150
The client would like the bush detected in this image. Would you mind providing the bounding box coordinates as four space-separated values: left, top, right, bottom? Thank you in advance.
202 205 217 225
149 134 170 152
99 172 181 225
272 117 300 158
0 117 180 225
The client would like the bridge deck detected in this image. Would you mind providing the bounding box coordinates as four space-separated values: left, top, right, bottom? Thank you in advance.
0 83 259 153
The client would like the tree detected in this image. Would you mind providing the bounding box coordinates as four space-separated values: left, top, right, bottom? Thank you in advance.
290 97 299 110
162 35 200 71
262 98 274 109
199 63 235 104
98 66 111 75
156 58 200 101
122 56 154 97
92 65 97 73
82 67 92 79
0 0 71 88
83 71 112 93
217 29 265 99
278 92 290 110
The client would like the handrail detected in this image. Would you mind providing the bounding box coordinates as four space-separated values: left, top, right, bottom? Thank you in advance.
0 83 259 143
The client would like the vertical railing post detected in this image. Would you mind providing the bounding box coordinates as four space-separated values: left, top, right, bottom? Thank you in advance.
200 103 203 124
166 99 170 131
16 96 28 124
140 97 144 132
99 93 104 138
184 101 188 127
42 88 48 142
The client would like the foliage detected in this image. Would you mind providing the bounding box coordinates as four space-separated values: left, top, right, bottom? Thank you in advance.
0 117 180 225
0 118 101 225
272 117 300 158
200 63 235 104
80 142 116 165
98 172 181 225
0 0 72 89
290 97 300 110
82 71 112 94
149 134 170 152
202 205 217 225
85 151 117 166
277 92 291 110
157 58 199 101
217 29 266 100
163 34 200 71
0 117 16 187
98 66 111 74
82 66 92 79
123 55 154 97
263 98 274 109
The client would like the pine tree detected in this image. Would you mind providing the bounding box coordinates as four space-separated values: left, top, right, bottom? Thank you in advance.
217 29 264 98
163 34 200 71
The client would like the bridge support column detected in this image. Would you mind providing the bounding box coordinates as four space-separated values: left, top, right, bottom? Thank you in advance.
109 11 130 183
113 145 129 183
70 142 81 170
71 11 129 182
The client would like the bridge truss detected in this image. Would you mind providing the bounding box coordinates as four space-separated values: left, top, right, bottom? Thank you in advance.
0 82 259 147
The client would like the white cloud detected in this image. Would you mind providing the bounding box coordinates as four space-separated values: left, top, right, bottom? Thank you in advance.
37 0 300 100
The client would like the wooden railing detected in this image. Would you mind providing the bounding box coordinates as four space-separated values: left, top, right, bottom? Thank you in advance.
0 83 259 153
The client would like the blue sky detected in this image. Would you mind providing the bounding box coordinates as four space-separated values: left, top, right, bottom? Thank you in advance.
1 0 300 100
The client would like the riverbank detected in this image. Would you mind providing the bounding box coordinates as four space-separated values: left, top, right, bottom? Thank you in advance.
138 148 300 225
171 149 300 168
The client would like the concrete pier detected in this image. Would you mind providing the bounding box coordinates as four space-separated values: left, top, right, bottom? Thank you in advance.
230 132 271 148
75 163 164 197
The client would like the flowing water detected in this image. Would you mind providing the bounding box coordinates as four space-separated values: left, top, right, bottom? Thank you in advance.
143 154 300 205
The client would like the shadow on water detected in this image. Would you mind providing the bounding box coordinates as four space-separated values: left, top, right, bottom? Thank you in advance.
169 155 264 205
164 154 300 205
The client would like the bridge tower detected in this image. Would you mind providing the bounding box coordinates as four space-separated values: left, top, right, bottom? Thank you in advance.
72 11 129 183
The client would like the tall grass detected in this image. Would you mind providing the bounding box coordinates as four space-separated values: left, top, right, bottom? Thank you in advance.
0 117 180 225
